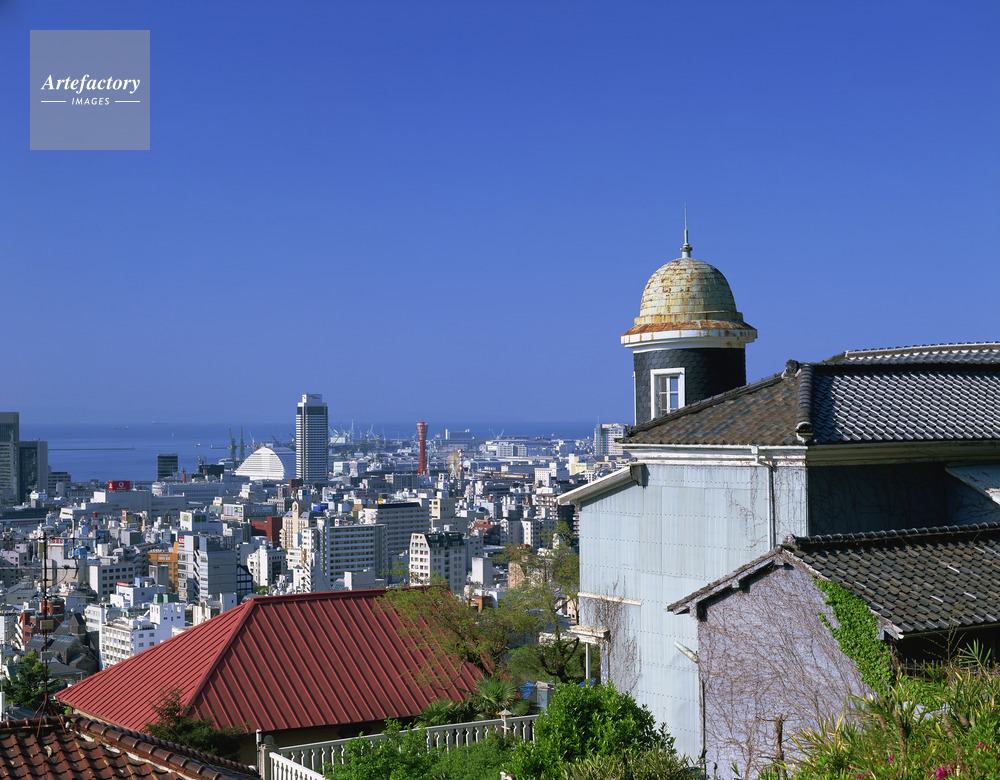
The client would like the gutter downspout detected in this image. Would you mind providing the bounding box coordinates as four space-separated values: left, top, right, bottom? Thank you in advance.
752 446 776 549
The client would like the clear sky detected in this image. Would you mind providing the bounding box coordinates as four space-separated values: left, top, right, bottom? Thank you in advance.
3 1 998 425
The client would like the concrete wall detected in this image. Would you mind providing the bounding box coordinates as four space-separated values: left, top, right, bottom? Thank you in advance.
697 564 865 779
577 456 807 757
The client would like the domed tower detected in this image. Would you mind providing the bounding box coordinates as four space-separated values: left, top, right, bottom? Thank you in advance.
622 223 756 425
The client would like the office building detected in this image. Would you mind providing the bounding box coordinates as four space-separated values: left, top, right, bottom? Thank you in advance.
594 423 627 458
361 501 430 558
87 558 139 600
316 516 387 580
17 440 48 503
48 471 72 496
0 413 18 503
177 535 239 604
296 394 329 482
247 545 287 588
157 453 179 481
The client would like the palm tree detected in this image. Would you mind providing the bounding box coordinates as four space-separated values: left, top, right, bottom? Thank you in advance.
472 676 528 720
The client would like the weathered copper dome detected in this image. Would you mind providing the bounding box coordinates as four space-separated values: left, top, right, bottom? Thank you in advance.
634 256 745 327
621 239 756 345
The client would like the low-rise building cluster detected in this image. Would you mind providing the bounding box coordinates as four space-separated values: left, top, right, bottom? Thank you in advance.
0 411 619 709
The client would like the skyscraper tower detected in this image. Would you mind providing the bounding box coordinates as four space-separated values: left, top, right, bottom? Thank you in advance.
0 413 19 503
295 394 329 482
157 453 179 481
621 219 756 426
416 421 428 475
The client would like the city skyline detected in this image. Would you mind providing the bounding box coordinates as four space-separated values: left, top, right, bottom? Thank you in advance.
4 1 998 424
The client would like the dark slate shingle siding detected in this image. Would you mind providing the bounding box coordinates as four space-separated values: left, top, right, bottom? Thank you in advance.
632 348 747 426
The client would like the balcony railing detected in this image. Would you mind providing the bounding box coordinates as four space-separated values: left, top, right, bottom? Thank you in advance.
259 714 538 779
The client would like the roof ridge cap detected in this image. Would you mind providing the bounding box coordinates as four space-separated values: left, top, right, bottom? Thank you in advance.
787 521 1000 550
815 360 997 373
625 371 787 436
246 589 385 605
184 598 260 715
794 364 813 443
842 342 1000 358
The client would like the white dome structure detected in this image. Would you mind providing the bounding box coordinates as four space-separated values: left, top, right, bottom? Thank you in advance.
234 446 296 482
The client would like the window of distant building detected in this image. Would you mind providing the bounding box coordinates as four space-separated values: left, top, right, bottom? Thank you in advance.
650 368 685 419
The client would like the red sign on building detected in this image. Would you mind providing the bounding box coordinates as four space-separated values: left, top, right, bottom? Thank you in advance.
107 480 131 491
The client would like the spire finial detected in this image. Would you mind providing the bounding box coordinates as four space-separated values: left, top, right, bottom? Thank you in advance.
681 204 692 257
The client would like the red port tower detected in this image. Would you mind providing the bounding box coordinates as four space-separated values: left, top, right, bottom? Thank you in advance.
417 421 429 475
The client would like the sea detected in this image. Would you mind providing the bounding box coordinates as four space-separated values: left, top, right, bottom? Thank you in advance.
19 421 597 484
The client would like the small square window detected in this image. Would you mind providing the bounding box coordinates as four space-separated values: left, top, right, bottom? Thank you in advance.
651 369 685 418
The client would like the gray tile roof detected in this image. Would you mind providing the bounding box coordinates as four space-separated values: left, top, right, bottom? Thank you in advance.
624 343 1000 447
670 523 1000 639
785 523 1000 636
829 343 1000 366
810 366 1000 443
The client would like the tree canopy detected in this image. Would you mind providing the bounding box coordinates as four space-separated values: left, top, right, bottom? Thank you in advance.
499 524 583 684
4 651 61 713
381 522 583 688
144 687 246 760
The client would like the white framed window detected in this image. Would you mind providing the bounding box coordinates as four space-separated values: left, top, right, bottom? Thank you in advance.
650 368 685 419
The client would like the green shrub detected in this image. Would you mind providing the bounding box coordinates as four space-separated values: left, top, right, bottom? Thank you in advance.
561 744 692 780
328 724 515 780
327 721 435 780
505 683 664 780
776 645 1000 780
427 735 516 780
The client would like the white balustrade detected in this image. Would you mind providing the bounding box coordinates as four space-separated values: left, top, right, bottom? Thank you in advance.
269 714 538 776
269 752 326 780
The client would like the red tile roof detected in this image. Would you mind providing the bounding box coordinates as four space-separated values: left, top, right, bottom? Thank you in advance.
57 589 481 734
0 715 258 780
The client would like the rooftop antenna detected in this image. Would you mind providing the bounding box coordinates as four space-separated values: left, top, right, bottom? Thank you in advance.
681 204 692 258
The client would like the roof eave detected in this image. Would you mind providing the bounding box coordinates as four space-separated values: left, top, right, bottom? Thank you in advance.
558 464 646 506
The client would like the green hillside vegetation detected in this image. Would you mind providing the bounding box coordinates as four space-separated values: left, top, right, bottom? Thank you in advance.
763 646 1000 780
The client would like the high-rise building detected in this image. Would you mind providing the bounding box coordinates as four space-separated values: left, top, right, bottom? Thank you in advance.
308 517 388 582
361 501 430 559
594 423 627 458
157 453 179 481
0 413 18 504
48 471 72 497
17 441 48 503
177 534 239 604
295 394 329 482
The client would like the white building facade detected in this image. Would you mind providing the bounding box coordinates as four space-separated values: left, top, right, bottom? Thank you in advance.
409 531 466 594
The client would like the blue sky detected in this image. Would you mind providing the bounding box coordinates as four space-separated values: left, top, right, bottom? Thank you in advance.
3 1 998 425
